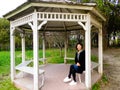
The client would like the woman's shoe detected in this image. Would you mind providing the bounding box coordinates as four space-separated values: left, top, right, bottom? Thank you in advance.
69 80 77 86
63 77 71 83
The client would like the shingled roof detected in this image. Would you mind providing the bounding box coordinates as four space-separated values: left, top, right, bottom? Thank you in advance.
28 0 66 2
4 0 105 32
4 1 99 20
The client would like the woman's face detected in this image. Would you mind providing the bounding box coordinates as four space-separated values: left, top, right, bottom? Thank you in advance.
77 44 82 51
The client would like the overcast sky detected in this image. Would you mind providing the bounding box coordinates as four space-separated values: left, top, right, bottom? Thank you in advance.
0 0 27 18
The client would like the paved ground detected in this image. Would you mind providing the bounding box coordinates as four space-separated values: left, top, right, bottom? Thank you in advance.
14 64 101 90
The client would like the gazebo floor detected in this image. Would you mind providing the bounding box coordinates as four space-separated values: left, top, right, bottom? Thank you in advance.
14 64 101 90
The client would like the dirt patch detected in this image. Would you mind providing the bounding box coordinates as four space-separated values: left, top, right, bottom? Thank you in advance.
101 48 120 90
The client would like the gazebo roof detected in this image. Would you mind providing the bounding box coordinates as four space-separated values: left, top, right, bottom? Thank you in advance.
4 1 105 21
4 1 106 32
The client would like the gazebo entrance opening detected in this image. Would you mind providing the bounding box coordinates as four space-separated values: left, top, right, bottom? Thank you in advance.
4 1 106 90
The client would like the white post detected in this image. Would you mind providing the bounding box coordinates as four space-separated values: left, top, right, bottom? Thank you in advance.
64 31 67 64
31 11 47 90
98 28 103 74
85 14 91 89
10 26 15 82
21 33 25 63
33 10 39 90
43 33 45 64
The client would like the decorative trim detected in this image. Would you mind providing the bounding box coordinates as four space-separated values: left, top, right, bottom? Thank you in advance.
37 12 87 22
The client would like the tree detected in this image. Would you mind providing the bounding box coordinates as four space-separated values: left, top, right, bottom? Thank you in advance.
107 2 120 34
0 18 10 50
90 0 120 47
103 1 120 46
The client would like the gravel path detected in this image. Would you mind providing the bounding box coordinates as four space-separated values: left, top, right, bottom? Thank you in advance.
101 48 120 90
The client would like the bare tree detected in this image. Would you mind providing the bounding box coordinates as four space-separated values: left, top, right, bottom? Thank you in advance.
45 32 65 57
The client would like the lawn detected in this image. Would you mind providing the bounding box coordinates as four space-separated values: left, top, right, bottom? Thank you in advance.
0 48 99 90
0 51 19 90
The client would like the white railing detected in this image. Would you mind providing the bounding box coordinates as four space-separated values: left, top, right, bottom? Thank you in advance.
11 13 34 27
11 12 87 27
37 12 87 22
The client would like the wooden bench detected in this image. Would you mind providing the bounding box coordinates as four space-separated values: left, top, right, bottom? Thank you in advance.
91 61 99 70
77 61 99 83
64 57 99 70
15 60 45 88
25 58 47 64
39 58 47 64
64 57 75 61
16 66 45 75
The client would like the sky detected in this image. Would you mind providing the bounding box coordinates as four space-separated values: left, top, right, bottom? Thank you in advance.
0 0 27 18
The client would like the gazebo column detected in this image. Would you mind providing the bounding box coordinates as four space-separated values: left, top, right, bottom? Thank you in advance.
33 11 39 90
98 27 103 74
10 26 15 82
33 27 39 90
64 31 67 64
20 33 26 77
43 32 46 64
78 14 91 89
85 14 91 89
29 11 47 90
21 33 25 63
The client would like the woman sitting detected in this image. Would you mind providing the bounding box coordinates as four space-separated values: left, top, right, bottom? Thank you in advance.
63 42 85 85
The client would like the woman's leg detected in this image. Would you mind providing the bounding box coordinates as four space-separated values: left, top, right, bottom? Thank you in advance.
69 65 77 85
72 69 76 82
68 64 77 82
68 65 74 78
64 64 77 83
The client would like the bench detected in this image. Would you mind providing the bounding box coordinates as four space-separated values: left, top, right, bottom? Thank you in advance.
25 58 47 63
64 57 75 60
77 61 99 83
16 66 45 75
64 57 99 83
15 60 45 88
91 61 99 70
64 57 99 70
39 58 47 64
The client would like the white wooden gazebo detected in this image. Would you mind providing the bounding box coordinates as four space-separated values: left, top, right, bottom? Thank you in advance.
4 0 106 90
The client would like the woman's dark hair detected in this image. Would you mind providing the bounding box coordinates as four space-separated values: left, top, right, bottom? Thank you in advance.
76 42 83 50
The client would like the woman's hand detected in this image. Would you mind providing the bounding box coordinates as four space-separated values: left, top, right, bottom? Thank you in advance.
76 63 80 66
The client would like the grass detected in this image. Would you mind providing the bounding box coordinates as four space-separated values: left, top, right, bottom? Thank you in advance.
92 83 100 90
92 74 109 90
91 55 98 62
0 51 10 75
0 48 106 90
0 78 19 90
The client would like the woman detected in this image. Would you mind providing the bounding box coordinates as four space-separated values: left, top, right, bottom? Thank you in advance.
63 42 85 85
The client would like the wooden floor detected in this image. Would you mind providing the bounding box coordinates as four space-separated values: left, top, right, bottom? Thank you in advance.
14 64 101 90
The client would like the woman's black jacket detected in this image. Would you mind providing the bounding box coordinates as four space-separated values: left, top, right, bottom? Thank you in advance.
75 50 85 72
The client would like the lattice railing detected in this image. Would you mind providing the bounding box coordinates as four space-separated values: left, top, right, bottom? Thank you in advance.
37 12 87 22
11 13 33 27
11 12 88 27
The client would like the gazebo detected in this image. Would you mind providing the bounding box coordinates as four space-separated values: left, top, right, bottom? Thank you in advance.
4 0 106 90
